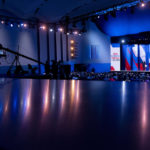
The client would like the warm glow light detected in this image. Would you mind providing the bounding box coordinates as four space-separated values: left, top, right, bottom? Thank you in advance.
58 27 63 32
70 40 75 44
43 80 50 114
60 81 66 114
141 2 145 7
71 47 74 51
40 25 46 30
71 53 74 57
24 80 32 117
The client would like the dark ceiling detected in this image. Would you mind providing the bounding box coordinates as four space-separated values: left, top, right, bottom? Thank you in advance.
0 0 134 22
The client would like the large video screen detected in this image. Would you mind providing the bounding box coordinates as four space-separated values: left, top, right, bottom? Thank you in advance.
111 44 150 71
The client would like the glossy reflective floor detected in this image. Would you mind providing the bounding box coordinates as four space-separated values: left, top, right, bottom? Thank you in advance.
0 79 150 150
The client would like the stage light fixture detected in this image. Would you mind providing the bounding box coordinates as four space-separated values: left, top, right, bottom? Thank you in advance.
121 39 125 44
1 20 5 24
50 28 53 32
73 31 78 35
10 23 14 27
97 15 100 19
40 25 46 30
58 27 63 32
70 40 75 44
23 23 28 28
71 47 74 51
20 23 24 27
140 1 145 7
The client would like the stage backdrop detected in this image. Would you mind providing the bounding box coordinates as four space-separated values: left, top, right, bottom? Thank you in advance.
111 44 150 71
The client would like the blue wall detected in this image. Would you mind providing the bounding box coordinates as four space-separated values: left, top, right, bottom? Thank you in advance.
97 6 150 36
75 21 111 73
0 20 111 74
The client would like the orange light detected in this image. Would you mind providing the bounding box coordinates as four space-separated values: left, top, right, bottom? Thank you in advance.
71 47 74 51
70 40 75 44
71 54 74 57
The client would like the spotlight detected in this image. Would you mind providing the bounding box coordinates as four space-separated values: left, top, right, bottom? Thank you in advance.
18 24 21 28
49 28 53 32
40 25 46 30
121 39 125 44
71 53 74 57
97 15 100 19
67 32 70 35
23 23 28 28
140 1 145 7
1 20 5 24
73 31 78 35
71 47 74 51
70 40 75 44
141 3 145 7
78 33 82 36
10 23 14 27
58 27 63 32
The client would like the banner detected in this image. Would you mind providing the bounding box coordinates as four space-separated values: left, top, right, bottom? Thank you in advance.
111 44 120 71
132 44 138 71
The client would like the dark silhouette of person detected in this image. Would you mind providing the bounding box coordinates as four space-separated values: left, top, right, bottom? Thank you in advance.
45 60 50 75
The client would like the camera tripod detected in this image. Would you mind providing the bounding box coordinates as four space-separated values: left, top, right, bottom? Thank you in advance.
7 54 22 75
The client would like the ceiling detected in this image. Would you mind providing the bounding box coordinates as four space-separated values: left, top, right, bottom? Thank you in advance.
0 0 134 22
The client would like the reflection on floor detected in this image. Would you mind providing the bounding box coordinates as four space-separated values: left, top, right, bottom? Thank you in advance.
0 79 149 150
